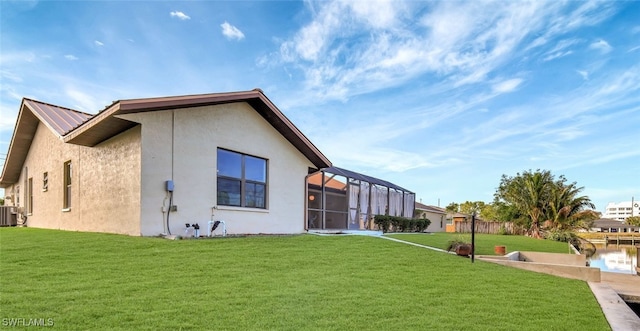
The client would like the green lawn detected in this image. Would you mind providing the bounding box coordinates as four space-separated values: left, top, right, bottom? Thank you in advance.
387 233 574 255
0 228 608 330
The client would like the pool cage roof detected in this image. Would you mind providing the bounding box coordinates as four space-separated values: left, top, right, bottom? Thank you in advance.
320 166 413 193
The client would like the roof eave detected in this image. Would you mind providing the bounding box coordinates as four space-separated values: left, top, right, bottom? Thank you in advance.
64 90 332 168
0 101 40 187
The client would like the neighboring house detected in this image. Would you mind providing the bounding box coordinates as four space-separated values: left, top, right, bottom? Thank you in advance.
591 218 640 233
0 89 332 236
446 212 475 232
414 202 446 232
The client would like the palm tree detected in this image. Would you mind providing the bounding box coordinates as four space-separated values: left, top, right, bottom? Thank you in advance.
546 181 596 231
498 170 554 238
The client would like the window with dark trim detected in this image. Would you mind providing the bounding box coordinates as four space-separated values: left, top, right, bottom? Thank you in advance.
217 148 267 208
63 161 72 209
43 172 48 192
27 178 33 214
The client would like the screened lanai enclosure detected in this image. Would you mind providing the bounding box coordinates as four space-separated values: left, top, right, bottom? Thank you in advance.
307 166 415 230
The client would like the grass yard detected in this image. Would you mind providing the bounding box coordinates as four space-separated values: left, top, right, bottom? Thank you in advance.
387 232 574 255
0 228 609 330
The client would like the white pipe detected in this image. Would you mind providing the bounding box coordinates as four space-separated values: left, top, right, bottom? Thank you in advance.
208 220 227 237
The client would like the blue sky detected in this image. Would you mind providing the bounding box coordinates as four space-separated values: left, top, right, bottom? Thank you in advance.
1 0 639 212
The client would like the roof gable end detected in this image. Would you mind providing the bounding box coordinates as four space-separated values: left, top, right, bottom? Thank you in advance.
0 99 91 187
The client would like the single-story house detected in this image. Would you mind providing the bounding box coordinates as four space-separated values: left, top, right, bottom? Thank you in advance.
445 212 474 232
591 218 640 233
0 89 414 236
414 202 446 232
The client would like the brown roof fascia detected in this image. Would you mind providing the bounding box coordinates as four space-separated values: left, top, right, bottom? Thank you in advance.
248 91 331 170
64 89 332 169
64 91 267 146
0 101 39 187
63 102 127 146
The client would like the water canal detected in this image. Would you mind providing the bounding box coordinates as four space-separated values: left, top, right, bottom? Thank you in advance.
588 244 638 274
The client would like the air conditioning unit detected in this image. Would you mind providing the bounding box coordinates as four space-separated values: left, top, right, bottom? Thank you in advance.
0 206 18 226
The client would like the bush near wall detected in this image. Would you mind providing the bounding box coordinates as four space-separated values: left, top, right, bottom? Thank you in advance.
374 215 431 233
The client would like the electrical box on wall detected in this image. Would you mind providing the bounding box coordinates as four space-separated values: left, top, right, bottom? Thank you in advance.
165 180 174 192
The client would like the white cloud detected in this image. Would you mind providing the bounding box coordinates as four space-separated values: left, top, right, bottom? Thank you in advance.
543 50 573 61
492 78 523 93
541 38 580 61
0 70 23 83
94 40 104 46
220 21 245 41
170 11 190 20
275 1 607 105
64 54 78 61
577 70 589 80
346 0 403 29
65 88 100 112
589 39 612 53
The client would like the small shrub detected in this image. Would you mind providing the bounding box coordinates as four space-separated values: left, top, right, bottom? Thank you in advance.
374 215 430 233
544 229 576 243
374 215 391 232
414 218 431 232
446 235 471 252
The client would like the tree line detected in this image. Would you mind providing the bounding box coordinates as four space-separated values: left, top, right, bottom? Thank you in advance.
446 169 600 239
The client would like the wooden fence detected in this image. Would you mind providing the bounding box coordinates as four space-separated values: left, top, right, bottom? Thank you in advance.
455 220 525 235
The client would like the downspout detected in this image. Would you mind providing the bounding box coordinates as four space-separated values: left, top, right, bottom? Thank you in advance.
163 110 176 235
166 110 175 235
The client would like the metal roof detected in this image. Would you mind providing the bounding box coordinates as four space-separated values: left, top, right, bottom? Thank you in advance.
319 166 413 193
24 99 92 136
1 89 332 187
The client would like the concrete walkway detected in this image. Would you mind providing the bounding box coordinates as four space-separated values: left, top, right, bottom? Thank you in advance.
588 279 640 331
589 272 640 331
599 272 640 301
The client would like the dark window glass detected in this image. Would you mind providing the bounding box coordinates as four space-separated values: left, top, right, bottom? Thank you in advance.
63 161 72 209
217 149 267 208
217 178 241 206
245 182 266 208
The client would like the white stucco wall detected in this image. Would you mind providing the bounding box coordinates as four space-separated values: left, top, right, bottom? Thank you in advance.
10 122 141 235
119 102 315 236
419 210 446 232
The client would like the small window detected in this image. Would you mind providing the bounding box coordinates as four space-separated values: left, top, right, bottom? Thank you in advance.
217 149 267 208
63 161 72 209
16 185 20 207
43 172 48 191
27 178 33 214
